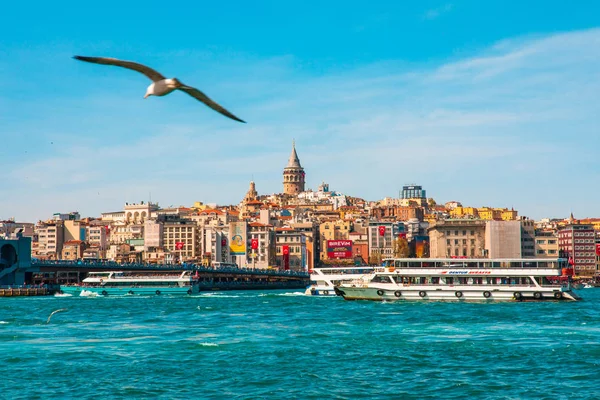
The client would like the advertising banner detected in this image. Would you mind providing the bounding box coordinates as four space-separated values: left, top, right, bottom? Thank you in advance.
229 222 247 255
327 240 353 259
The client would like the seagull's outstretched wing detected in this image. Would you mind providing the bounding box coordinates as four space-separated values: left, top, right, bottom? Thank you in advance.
73 56 166 82
178 85 246 123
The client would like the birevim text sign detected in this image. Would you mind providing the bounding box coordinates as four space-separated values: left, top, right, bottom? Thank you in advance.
327 240 353 259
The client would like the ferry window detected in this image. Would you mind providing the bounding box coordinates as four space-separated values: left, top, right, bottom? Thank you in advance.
372 275 392 283
446 277 454 284
431 277 440 284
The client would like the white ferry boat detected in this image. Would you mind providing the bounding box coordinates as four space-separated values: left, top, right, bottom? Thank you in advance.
59 271 200 296
335 258 581 302
305 266 374 296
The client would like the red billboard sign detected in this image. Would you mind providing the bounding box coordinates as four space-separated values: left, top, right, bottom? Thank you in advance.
378 226 386 236
327 240 353 259
251 238 259 250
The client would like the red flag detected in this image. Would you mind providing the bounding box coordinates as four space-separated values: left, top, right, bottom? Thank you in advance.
568 257 574 266
596 244 600 256
282 245 289 255
175 242 184 250
378 226 386 237
251 238 259 250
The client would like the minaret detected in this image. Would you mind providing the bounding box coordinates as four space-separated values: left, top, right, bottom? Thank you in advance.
283 140 305 195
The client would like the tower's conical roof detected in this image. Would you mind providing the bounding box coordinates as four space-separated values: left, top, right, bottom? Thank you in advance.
286 141 302 168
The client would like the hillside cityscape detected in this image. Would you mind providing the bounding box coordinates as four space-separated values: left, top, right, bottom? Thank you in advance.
3 142 600 278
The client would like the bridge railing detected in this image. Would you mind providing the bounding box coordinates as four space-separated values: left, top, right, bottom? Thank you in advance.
31 260 309 278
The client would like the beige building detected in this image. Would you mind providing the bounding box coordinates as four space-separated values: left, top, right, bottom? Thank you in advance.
319 219 352 261
427 220 487 258
35 221 65 259
534 230 559 258
61 240 86 260
163 220 198 262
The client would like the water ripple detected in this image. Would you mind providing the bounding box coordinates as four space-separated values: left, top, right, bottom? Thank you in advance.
1 289 600 399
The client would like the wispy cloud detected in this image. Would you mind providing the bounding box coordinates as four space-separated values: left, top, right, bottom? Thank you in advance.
1 28 599 221
423 4 453 20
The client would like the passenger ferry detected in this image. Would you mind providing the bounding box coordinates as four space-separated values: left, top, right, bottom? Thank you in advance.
305 266 374 296
59 271 199 296
335 258 581 302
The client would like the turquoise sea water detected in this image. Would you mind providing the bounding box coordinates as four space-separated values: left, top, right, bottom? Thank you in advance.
1 290 600 399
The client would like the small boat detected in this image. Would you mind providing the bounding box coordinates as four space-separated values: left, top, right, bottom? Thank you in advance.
59 271 199 296
336 258 581 302
305 266 374 296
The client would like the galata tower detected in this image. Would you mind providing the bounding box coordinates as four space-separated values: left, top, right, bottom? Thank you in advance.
283 141 305 195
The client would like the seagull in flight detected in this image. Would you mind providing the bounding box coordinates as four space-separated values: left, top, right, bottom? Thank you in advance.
73 55 246 123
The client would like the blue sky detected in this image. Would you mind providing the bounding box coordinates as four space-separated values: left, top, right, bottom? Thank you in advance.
1 1 599 222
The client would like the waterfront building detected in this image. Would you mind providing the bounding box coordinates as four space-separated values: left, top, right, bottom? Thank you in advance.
319 219 352 261
0 220 34 238
35 220 64 259
201 225 231 266
485 220 522 258
86 221 108 257
162 218 198 262
283 141 305 195
247 222 275 269
534 230 559 258
349 231 368 264
427 219 486 258
367 222 400 262
124 201 159 224
143 219 164 250
558 219 596 277
61 240 86 260
275 227 307 271
64 220 87 242
290 221 318 270
520 219 536 258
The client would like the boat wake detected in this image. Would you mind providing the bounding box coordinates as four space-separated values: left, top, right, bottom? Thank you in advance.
54 292 72 297
80 290 98 297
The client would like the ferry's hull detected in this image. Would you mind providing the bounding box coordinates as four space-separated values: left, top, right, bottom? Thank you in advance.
336 285 581 302
59 285 198 296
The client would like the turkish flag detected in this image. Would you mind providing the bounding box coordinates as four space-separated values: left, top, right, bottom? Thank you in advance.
175 242 184 250
282 245 289 255
251 238 259 250
568 257 574 265
596 244 600 256
378 226 386 236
